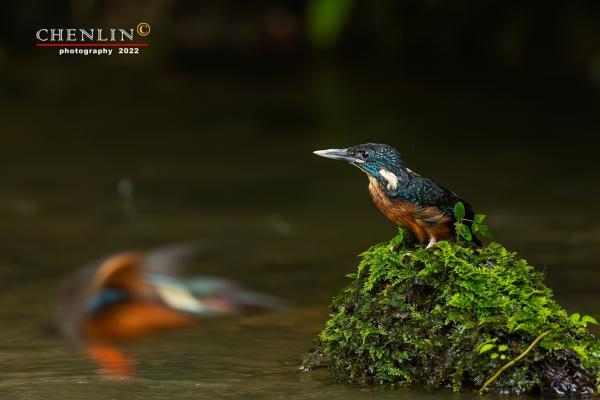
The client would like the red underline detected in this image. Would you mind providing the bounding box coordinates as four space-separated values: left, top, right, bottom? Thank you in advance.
36 43 149 47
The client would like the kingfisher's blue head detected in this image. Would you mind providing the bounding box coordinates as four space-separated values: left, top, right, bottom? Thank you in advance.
313 143 409 192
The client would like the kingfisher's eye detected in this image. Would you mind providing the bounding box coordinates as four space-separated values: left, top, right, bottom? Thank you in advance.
360 151 370 160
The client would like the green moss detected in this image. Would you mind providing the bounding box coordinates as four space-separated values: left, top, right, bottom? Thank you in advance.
304 230 599 396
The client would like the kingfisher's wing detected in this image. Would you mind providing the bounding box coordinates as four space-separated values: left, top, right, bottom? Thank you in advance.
148 274 286 316
398 173 465 216
143 242 205 276
400 172 480 244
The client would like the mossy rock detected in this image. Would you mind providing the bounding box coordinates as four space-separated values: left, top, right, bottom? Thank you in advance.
303 231 599 396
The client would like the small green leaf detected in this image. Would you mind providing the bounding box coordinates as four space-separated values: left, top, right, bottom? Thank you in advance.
581 315 598 325
454 202 465 220
478 224 493 240
475 214 486 224
570 313 581 323
457 224 472 241
479 343 495 354
498 344 508 352
500 354 506 360
471 223 480 233
491 352 499 359
396 228 404 243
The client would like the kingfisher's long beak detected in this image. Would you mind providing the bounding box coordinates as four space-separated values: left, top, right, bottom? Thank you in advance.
313 148 362 164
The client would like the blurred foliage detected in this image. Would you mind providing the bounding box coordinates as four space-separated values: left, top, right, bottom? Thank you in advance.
306 0 354 49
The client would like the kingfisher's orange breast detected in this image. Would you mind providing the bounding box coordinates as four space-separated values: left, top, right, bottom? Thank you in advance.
367 177 453 243
84 302 197 341
367 177 428 242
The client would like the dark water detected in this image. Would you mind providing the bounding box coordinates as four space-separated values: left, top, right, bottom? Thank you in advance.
0 64 598 399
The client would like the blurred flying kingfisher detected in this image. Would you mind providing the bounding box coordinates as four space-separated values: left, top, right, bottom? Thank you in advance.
57 245 282 378
314 143 479 248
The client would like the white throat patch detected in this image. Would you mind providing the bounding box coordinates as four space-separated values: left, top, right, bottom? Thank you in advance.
378 169 398 190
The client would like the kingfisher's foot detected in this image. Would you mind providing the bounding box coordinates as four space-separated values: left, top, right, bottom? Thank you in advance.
425 238 438 250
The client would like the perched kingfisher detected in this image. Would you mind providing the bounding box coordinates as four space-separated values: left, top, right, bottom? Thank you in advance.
314 143 479 248
57 245 282 378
